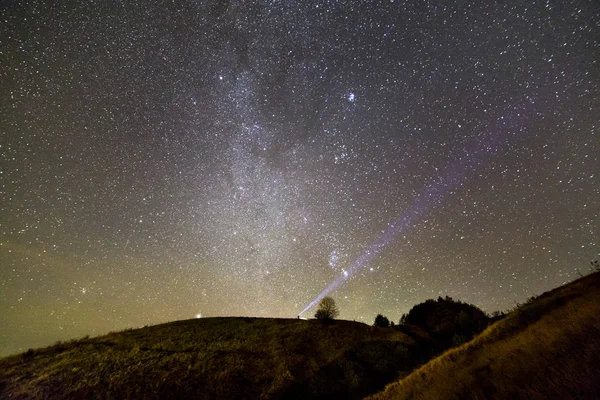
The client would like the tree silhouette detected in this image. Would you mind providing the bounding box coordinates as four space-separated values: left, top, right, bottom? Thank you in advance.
399 313 407 325
374 314 390 327
403 296 488 346
314 296 339 320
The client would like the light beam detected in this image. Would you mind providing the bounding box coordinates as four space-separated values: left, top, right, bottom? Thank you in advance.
300 109 527 316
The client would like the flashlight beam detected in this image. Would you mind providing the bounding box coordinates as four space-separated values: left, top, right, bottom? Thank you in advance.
300 107 528 316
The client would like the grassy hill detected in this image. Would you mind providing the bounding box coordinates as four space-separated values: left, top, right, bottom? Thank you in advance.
368 271 600 400
0 317 436 399
2 273 598 399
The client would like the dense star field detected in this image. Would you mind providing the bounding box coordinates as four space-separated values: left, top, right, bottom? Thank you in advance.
1 1 598 356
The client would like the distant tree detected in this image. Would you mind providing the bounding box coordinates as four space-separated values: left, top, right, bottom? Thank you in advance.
314 296 339 320
374 314 390 327
403 296 488 346
390 320 395 327
399 313 407 325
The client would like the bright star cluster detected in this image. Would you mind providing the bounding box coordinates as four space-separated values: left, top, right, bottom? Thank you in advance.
1 1 598 356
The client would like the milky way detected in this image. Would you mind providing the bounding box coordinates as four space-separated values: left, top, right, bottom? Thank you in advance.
1 1 598 356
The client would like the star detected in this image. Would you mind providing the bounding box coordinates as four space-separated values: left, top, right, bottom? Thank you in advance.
0 0 597 356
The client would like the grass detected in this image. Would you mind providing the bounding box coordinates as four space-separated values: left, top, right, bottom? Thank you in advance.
368 271 600 400
0 318 428 399
3 273 598 399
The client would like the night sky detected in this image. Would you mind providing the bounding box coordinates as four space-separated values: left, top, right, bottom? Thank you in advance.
1 0 599 357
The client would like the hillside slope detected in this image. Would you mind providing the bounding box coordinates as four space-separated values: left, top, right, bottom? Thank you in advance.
369 272 600 400
0 317 428 399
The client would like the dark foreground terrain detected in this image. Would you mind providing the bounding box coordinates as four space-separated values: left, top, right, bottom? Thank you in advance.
0 315 436 399
369 271 600 399
1 272 599 399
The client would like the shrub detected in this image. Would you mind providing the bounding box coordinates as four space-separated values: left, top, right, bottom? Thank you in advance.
374 314 390 327
403 296 488 346
21 349 35 362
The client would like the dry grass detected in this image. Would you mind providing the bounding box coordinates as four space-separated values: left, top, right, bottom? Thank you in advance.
369 272 600 400
4 274 598 399
0 318 422 399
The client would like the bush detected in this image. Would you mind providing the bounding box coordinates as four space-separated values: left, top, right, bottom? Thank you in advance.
403 296 488 346
374 314 390 327
21 349 35 362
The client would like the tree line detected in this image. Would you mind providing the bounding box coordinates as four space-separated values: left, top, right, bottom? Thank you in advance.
314 295 493 347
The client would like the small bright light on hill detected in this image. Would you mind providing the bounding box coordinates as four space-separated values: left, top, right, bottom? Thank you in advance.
195 313 202 319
